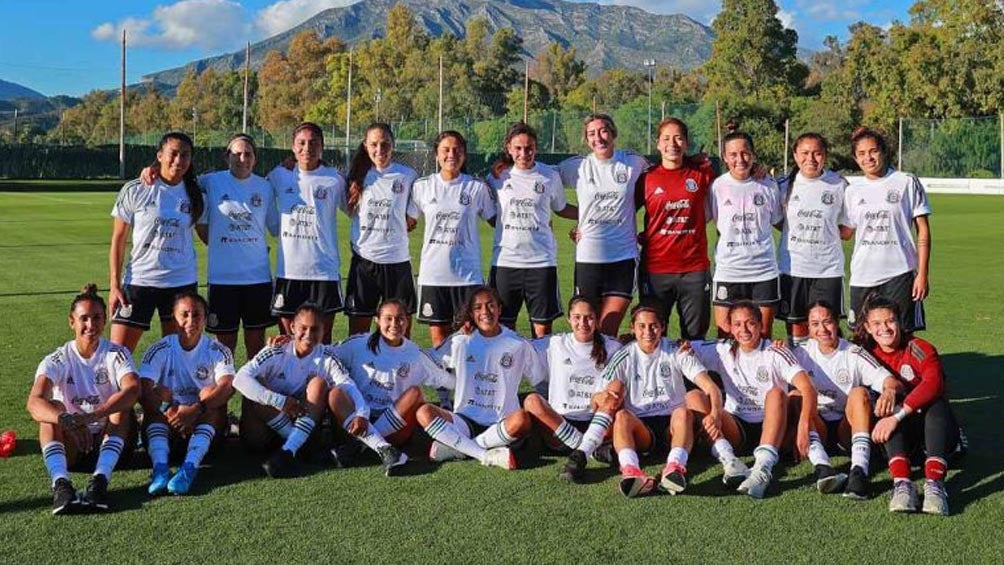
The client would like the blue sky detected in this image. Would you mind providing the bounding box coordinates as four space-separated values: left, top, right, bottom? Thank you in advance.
0 0 914 97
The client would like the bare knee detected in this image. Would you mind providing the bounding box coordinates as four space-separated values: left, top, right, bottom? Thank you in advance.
767 387 788 409
507 409 533 437
522 392 547 415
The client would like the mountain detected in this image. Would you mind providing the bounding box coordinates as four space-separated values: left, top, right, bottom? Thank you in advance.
142 0 713 86
0 79 46 101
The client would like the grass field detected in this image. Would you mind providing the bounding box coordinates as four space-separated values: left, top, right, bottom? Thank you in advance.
1 190 1002 563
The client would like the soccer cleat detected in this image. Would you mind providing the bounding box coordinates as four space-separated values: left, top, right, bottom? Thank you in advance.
618 465 656 498
591 443 617 467
167 462 199 495
263 449 300 479
148 463 171 496
329 440 362 469
815 464 848 494
922 480 949 516
659 462 688 495
482 447 517 470
378 445 408 477
558 449 587 483
52 478 79 515
842 466 869 500
738 467 772 499
81 474 110 511
888 480 919 513
721 457 751 488
428 440 466 463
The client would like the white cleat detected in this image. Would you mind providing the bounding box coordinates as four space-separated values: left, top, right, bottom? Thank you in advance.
481 447 516 470
738 467 772 499
721 457 751 487
429 440 466 462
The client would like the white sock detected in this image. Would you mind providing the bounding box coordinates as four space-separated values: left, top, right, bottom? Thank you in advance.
282 416 315 455
184 424 216 467
850 432 871 475
267 413 293 439
94 436 125 479
146 423 170 467
553 419 584 450
617 448 640 469
372 407 407 438
577 412 613 456
807 431 832 467
424 417 486 461
346 416 390 452
753 444 779 473
711 438 737 462
475 421 514 449
667 446 689 468
42 441 69 485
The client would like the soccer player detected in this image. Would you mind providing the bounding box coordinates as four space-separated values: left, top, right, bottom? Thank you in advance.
844 127 932 332
636 117 716 340
777 133 849 345
138 291 235 496
557 114 648 336
269 122 347 344
520 296 623 481
488 122 578 337
710 132 784 338
415 287 540 470
109 132 204 352
412 131 497 347
27 284 140 514
344 122 419 336
855 297 960 515
789 301 902 497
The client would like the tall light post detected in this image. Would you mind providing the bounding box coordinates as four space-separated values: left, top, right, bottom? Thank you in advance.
374 88 382 122
643 59 656 155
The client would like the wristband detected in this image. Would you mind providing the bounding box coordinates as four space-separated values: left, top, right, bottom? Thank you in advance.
893 408 908 422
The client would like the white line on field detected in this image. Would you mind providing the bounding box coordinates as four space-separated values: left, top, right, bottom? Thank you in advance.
1 193 100 205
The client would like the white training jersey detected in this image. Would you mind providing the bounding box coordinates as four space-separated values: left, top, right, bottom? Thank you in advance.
198 170 278 285
778 170 848 278
844 169 932 287
412 173 496 285
432 327 543 426
35 339 136 434
269 165 347 281
488 164 568 268
793 338 892 422
139 335 235 406
692 339 803 423
558 150 647 263
532 333 623 421
331 334 454 414
603 338 707 418
350 162 418 264
111 178 198 287
710 174 783 282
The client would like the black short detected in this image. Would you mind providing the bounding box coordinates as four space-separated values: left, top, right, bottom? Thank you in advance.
207 282 276 333
712 277 780 307
735 417 764 455
344 254 417 317
639 270 711 340
640 415 672 454
455 413 490 438
822 417 845 453
417 284 479 324
112 283 199 330
489 266 563 324
574 258 636 300
778 275 845 323
849 271 926 332
271 278 343 317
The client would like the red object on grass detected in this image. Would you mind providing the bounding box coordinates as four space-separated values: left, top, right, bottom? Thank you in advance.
0 431 16 458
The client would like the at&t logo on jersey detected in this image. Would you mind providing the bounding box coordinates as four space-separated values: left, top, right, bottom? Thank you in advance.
685 178 699 193
499 353 514 368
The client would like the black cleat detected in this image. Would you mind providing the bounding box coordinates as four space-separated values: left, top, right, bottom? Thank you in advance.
330 440 362 469
263 449 300 479
814 464 848 494
52 478 79 515
81 474 110 511
378 445 408 477
843 466 869 500
558 450 587 483
592 443 617 467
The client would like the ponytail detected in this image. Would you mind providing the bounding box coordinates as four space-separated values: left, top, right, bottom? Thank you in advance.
69 283 105 316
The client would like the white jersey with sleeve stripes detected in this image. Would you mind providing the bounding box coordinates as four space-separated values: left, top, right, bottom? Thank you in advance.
138 334 235 406
602 338 707 418
793 338 892 422
691 339 804 423
778 170 848 278
197 170 277 285
844 169 932 287
330 333 454 415
412 172 496 286
110 178 197 287
431 327 544 426
350 162 419 264
531 333 623 421
35 338 136 434
268 165 347 281
488 164 567 268
557 150 647 263
234 341 364 412
710 173 784 282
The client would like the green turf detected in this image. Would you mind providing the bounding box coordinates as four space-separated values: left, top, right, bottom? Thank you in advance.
0 191 1002 562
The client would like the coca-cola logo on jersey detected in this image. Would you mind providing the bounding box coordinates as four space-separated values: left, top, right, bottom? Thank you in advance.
510 197 536 208
731 212 756 222
663 199 691 211
435 210 462 221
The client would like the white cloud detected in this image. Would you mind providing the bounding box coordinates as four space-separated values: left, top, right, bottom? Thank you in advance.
777 9 796 30
255 0 360 37
91 0 252 50
586 0 717 20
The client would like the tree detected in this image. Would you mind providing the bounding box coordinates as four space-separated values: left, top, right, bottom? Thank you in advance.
535 42 586 104
258 30 345 134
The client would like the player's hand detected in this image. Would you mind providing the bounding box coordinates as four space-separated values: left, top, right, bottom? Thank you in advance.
406 216 418 232
871 415 898 444
281 397 305 420
676 340 692 354
568 226 581 244
108 286 128 319
281 156 296 171
796 421 811 461
267 334 292 347
703 410 722 440
61 414 93 453
347 416 368 436
875 389 896 417
170 404 201 430
771 339 787 349
140 165 159 186
912 272 929 301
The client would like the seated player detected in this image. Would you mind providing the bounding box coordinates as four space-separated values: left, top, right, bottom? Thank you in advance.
139 291 235 495
27 284 141 514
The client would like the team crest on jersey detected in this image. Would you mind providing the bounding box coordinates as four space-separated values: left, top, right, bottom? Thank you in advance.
685 179 699 193
821 191 835 205
756 367 770 383
659 362 673 378
899 365 916 382
459 192 471 205
835 368 851 386
886 191 901 204
94 367 110 385
273 293 285 309
180 201 191 214
791 194 800 202
392 179 404 194
753 194 766 207
314 186 328 200
533 181 546 194
396 365 411 380
614 169 629 184
422 303 434 318
500 353 514 368
716 284 728 301
251 193 263 208
195 365 211 381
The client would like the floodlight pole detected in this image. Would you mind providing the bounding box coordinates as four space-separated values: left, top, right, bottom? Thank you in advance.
119 30 126 180
242 42 250 134
643 59 656 155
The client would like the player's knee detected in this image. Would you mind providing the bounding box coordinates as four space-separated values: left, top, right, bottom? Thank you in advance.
509 410 533 436
399 385 423 407
522 392 546 414
766 387 787 408
415 403 437 426
684 389 709 412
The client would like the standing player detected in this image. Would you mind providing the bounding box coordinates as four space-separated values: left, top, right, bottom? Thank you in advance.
412 131 497 347
557 115 648 336
488 122 578 337
139 291 235 496
27 284 140 514
344 123 419 336
777 133 849 345
109 132 204 352
844 127 932 332
636 117 716 340
710 132 784 338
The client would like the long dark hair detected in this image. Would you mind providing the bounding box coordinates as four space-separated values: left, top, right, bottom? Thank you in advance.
158 131 203 224
347 122 394 209
456 286 503 333
69 283 106 316
785 132 829 196
367 299 410 354
806 299 843 339
434 130 468 174
567 296 608 368
490 122 538 179
852 295 902 350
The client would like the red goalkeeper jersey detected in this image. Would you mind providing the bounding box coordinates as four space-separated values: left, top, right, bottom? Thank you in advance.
636 164 713 274
869 337 946 412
